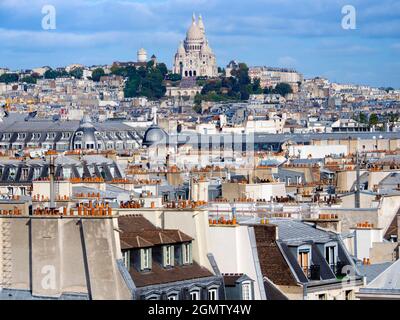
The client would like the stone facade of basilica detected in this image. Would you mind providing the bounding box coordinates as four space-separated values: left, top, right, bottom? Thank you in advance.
173 14 218 78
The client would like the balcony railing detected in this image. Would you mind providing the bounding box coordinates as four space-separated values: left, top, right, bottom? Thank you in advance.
302 265 321 280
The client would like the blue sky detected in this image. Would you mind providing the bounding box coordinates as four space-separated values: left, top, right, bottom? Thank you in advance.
0 0 399 87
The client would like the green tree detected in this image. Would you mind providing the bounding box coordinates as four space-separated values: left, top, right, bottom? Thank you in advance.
168 73 182 82
69 68 83 79
263 86 274 94
369 113 379 126
20 76 37 84
274 83 293 97
91 68 105 82
44 69 59 79
0 73 19 83
122 62 166 100
389 112 399 123
358 112 368 124
251 78 263 94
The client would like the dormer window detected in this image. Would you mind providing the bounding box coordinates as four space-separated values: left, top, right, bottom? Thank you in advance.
182 243 192 265
324 243 337 267
208 287 218 300
21 168 29 181
33 167 41 180
241 281 253 300
140 248 152 271
163 245 174 268
9 167 16 181
62 167 72 179
297 246 311 275
109 166 115 177
189 289 200 300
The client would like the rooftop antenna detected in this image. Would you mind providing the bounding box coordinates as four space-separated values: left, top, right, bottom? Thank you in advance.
355 151 361 208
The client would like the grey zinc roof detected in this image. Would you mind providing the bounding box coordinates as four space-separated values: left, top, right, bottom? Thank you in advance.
379 172 400 186
357 262 393 284
270 219 335 244
360 259 400 293
81 154 115 165
239 217 335 244
0 115 141 133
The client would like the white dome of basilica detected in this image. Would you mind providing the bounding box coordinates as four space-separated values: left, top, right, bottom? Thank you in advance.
173 14 217 78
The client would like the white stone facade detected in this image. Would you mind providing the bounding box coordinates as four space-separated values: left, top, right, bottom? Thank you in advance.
173 14 218 78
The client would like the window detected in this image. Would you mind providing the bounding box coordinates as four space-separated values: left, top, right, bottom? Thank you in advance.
9 167 16 181
298 248 311 275
345 290 353 300
182 243 192 265
168 293 178 300
163 245 174 267
208 288 218 300
33 167 41 180
318 293 327 300
242 282 252 300
140 248 152 271
190 290 200 300
325 245 336 266
63 167 72 179
21 168 29 180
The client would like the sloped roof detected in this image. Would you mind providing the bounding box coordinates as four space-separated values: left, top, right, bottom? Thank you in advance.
359 259 400 296
357 262 393 284
118 215 193 249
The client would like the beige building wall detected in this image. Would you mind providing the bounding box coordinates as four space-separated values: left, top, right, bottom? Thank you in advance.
0 216 131 300
222 182 286 201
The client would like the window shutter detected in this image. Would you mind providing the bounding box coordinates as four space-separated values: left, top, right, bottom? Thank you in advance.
140 249 145 270
148 248 152 270
163 246 167 267
181 244 185 264
171 246 175 267
189 243 193 264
